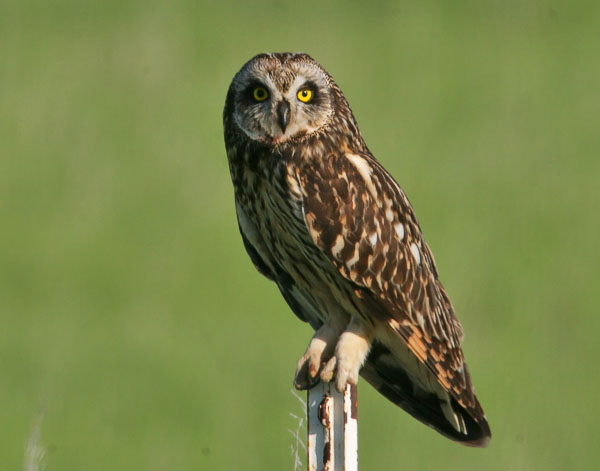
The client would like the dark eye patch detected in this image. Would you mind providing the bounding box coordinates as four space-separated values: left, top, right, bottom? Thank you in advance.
299 80 322 105
242 81 270 103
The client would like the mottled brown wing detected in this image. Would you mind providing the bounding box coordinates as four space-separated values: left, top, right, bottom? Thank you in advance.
294 150 486 425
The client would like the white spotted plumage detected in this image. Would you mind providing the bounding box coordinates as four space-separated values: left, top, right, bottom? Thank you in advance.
224 52 491 447
410 243 421 264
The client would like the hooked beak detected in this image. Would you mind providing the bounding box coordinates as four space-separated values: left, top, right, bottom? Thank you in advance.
276 100 290 133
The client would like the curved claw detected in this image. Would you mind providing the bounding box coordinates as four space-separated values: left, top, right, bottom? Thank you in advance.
294 351 323 390
293 317 372 392
320 356 337 383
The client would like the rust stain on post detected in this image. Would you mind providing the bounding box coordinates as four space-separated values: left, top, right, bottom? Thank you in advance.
350 384 358 420
308 383 358 471
323 442 332 471
318 396 332 426
319 395 333 470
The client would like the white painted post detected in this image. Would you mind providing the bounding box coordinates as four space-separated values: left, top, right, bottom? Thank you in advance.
307 382 358 471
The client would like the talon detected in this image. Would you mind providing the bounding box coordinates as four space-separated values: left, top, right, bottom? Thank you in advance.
293 321 345 390
293 318 371 392
309 359 320 378
320 356 337 383
294 352 318 390
294 343 328 389
294 373 319 390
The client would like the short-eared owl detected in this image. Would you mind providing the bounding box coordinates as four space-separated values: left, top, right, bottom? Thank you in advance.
223 52 491 446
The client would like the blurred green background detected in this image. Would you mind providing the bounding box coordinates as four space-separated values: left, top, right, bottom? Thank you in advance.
1 0 599 469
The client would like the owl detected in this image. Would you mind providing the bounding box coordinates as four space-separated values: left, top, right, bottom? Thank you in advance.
223 52 491 446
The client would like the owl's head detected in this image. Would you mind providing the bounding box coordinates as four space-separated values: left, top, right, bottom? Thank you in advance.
226 53 338 145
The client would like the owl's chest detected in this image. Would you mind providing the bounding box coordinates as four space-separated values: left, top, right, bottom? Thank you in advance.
234 155 323 266
240 162 306 245
231 153 359 325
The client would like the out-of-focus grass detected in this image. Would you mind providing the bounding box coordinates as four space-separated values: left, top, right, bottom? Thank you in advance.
1 1 598 469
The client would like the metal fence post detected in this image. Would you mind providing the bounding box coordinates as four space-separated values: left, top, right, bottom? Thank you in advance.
307 382 358 471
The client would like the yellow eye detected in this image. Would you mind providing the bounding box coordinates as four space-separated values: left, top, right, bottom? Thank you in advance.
297 88 312 103
253 87 269 102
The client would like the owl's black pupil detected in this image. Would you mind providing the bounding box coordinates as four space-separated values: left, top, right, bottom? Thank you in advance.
302 90 308 96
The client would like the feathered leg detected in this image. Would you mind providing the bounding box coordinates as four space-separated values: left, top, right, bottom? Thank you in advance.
321 317 373 392
294 318 346 390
